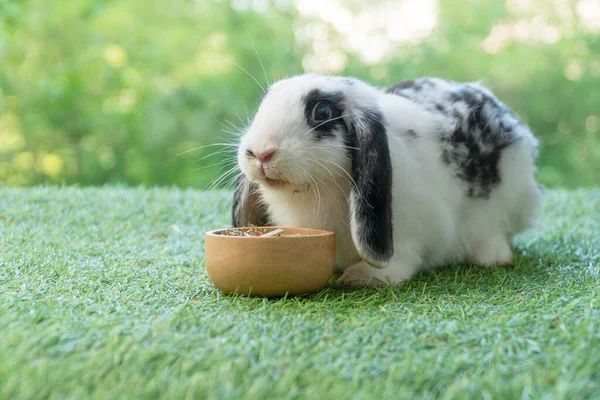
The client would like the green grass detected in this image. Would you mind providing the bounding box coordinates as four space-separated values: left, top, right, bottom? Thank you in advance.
1 187 598 400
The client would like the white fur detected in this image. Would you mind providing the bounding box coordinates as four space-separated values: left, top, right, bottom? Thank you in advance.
237 74 543 287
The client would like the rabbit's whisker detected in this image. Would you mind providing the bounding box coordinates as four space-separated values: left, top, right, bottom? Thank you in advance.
299 115 347 140
218 55 266 93
245 25 270 88
177 143 239 157
297 163 321 218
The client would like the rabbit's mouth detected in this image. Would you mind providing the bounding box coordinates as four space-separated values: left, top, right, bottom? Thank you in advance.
264 177 287 187
261 165 289 187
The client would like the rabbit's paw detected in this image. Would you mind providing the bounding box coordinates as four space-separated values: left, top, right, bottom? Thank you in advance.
471 235 514 266
336 262 406 288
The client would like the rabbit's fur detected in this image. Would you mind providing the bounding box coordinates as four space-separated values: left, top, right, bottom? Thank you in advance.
232 74 542 287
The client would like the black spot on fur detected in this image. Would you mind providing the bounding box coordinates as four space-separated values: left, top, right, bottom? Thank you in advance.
385 79 424 100
385 79 418 94
441 128 509 198
405 129 418 138
347 110 394 263
385 78 450 114
302 89 345 140
440 88 521 199
442 149 452 164
384 77 530 199
385 78 437 98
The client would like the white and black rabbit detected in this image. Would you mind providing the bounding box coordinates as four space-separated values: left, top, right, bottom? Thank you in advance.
231 74 543 287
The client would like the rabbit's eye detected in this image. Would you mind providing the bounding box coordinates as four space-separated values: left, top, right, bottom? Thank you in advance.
312 102 332 122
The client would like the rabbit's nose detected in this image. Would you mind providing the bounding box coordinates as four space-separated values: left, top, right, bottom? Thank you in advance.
255 150 276 164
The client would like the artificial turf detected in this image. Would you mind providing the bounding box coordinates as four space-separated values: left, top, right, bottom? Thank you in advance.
0 187 598 399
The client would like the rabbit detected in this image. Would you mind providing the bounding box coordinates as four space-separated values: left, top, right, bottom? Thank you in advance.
231 73 543 287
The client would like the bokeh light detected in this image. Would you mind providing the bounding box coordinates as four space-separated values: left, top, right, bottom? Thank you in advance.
0 0 599 188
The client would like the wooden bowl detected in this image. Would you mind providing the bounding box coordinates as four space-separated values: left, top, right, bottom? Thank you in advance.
204 226 335 297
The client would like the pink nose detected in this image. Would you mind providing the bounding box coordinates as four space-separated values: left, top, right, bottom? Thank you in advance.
256 150 275 164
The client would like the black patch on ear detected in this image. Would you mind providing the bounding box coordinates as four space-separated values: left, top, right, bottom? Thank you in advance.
347 110 394 265
232 172 271 227
302 89 345 140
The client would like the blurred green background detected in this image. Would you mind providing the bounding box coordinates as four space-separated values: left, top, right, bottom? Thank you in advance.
1 0 599 189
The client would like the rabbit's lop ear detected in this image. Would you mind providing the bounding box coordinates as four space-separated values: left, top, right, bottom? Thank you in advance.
232 172 270 227
347 110 394 268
